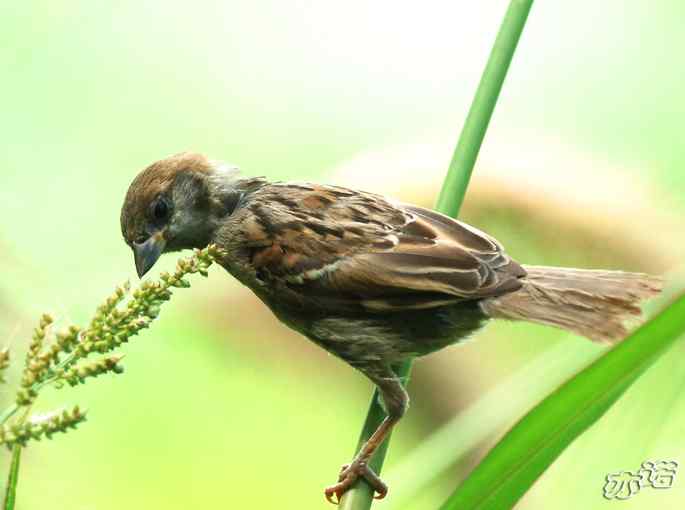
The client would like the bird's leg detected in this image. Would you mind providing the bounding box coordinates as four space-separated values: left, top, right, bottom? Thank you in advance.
325 367 408 504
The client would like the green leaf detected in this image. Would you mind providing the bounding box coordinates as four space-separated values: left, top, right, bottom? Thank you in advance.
338 1 534 509
3 445 22 510
440 293 685 510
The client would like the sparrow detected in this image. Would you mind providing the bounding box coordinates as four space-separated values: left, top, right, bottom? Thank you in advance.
120 152 662 503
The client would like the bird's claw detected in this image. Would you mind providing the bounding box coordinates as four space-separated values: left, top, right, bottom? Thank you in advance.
324 460 388 504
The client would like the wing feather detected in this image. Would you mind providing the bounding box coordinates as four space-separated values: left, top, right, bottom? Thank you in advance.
242 184 525 311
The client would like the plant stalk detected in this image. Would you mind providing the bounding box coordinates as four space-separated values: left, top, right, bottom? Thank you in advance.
2 446 21 510
0 350 82 426
436 0 534 217
339 1 534 509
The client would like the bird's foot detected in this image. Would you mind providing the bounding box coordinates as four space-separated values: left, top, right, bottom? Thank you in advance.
324 459 388 504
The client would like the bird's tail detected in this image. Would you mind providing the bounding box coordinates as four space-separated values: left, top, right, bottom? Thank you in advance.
479 265 663 343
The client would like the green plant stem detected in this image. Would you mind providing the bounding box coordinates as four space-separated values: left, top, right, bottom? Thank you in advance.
2 446 21 510
0 351 81 426
339 2 533 509
436 0 533 217
2 406 32 510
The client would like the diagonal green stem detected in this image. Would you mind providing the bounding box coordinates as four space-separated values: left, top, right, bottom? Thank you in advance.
0 351 82 426
436 0 534 217
339 2 534 509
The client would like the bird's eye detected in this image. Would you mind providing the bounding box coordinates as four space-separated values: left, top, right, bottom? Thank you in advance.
152 199 169 221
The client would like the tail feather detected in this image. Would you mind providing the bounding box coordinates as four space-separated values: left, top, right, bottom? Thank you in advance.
479 265 663 343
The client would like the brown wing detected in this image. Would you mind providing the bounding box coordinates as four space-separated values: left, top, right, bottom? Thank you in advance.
241 183 526 311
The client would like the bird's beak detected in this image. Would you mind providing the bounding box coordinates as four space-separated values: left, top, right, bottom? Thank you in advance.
133 232 166 278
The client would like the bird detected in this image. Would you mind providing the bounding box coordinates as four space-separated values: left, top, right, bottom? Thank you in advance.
120 152 663 503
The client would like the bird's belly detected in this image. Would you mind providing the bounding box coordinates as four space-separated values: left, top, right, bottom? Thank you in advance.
264 298 490 367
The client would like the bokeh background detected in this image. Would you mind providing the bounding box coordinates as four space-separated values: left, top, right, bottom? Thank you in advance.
1 1 684 509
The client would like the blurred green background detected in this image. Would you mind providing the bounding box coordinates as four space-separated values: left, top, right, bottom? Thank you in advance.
1 1 684 509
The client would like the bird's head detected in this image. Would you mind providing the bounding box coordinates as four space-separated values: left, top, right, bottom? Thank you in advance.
120 152 240 277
